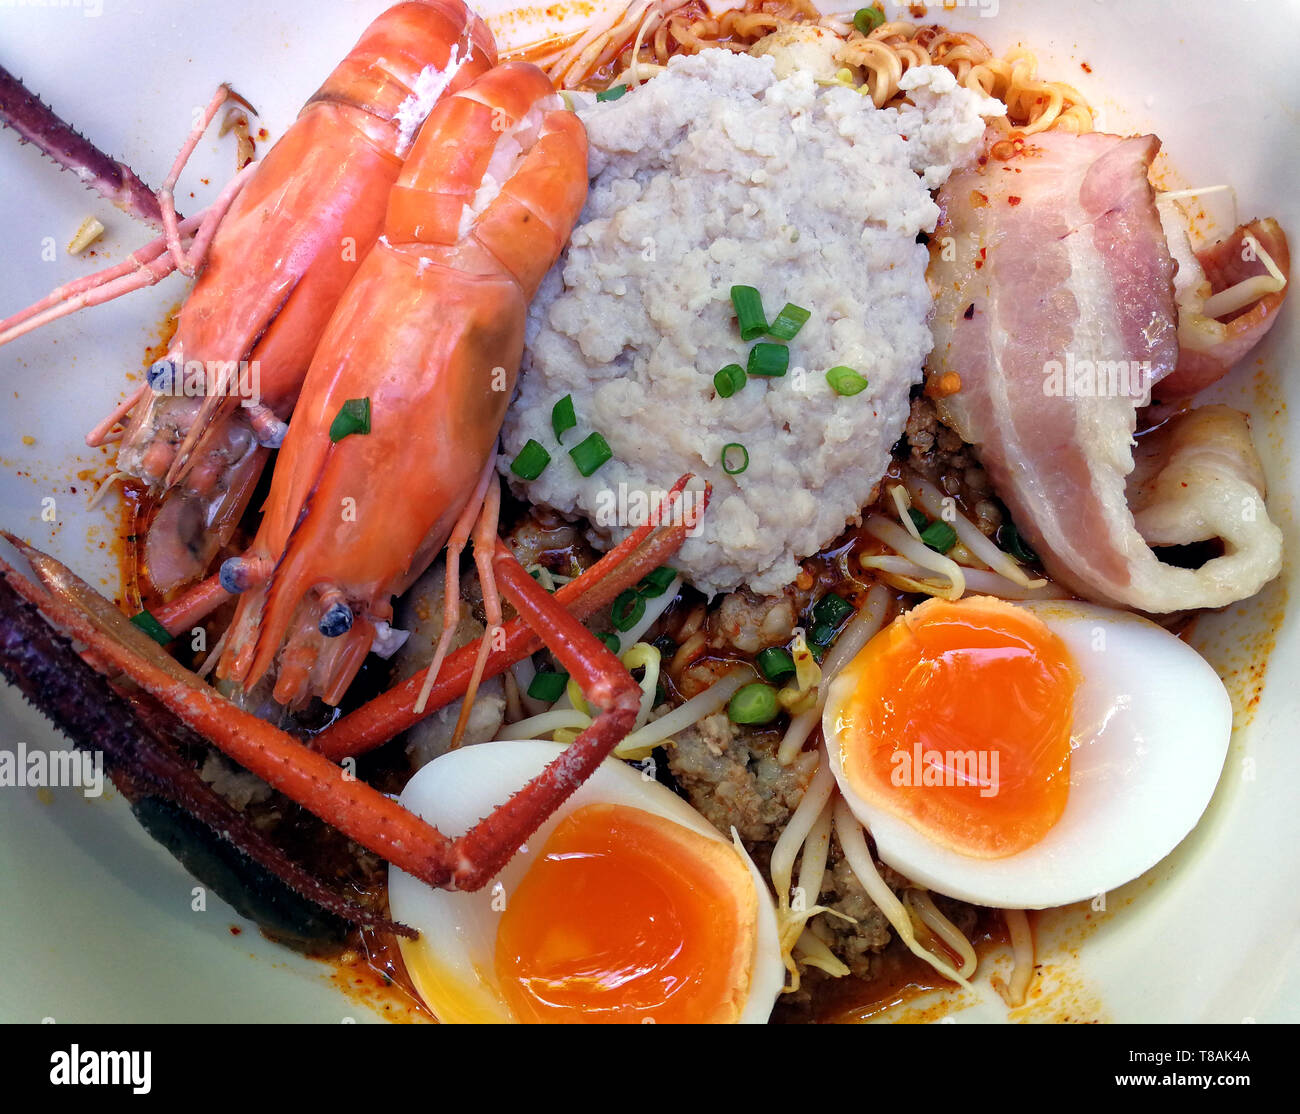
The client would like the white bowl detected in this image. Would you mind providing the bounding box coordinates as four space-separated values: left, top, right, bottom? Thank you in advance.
0 0 1294 1022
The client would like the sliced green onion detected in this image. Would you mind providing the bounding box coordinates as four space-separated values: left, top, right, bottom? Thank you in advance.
730 285 767 341
637 566 677 597
329 397 371 442
611 589 646 632
812 592 853 628
999 522 1038 563
920 520 958 554
129 609 172 646
510 439 551 481
756 646 796 682
728 682 780 726
597 632 621 655
908 507 929 533
528 670 569 702
569 432 613 477
596 84 628 102
768 303 810 340
551 395 576 443
714 363 746 398
721 442 749 475
826 366 869 396
853 6 885 35
747 342 789 378
810 622 837 647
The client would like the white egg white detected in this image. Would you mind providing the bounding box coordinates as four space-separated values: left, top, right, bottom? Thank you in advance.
389 739 786 1023
825 599 1234 909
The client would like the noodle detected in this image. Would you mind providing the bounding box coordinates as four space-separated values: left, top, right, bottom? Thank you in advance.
621 640 663 730
821 582 892 676
616 665 751 752
902 471 1044 589
861 515 966 600
495 708 592 739
861 472 1064 600
992 907 1035 1007
775 583 890 764
795 800 834 921
196 627 229 679
833 798 972 987
768 756 842 988
498 643 662 755
864 558 1069 601
502 665 524 722
496 2 1087 1013
612 573 683 653
507 0 1093 136
1200 232 1288 318
778 705 823 770
904 889 978 979
793 926 850 976
509 657 549 720
770 752 838 909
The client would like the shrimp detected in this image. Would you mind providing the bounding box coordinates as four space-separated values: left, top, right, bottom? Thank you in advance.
215 61 590 710
0 1 497 595
0 15 713 917
2 479 698 894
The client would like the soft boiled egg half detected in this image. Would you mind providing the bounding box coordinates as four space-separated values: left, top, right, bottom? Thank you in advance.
389 740 785 1023
823 596 1233 909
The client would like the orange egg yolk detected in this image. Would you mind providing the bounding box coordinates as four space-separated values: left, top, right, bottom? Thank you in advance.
831 596 1079 858
493 802 757 1024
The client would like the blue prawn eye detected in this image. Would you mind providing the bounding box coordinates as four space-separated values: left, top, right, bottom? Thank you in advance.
318 601 354 638
147 359 175 393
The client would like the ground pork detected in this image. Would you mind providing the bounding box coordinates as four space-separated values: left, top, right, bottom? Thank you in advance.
706 582 813 655
902 393 1003 537
811 842 905 978
665 711 910 981
502 53 1001 596
665 711 816 844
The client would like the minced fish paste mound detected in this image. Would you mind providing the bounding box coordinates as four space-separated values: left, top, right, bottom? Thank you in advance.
502 52 1000 596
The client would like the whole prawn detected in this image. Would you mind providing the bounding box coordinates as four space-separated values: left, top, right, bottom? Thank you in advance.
217 60 590 710
0 0 497 595
0 54 707 898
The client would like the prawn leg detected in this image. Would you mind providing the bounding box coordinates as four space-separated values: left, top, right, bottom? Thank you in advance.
1 534 642 892
0 61 165 225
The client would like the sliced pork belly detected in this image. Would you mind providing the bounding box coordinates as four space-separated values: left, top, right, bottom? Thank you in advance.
1155 214 1290 400
928 130 1282 612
